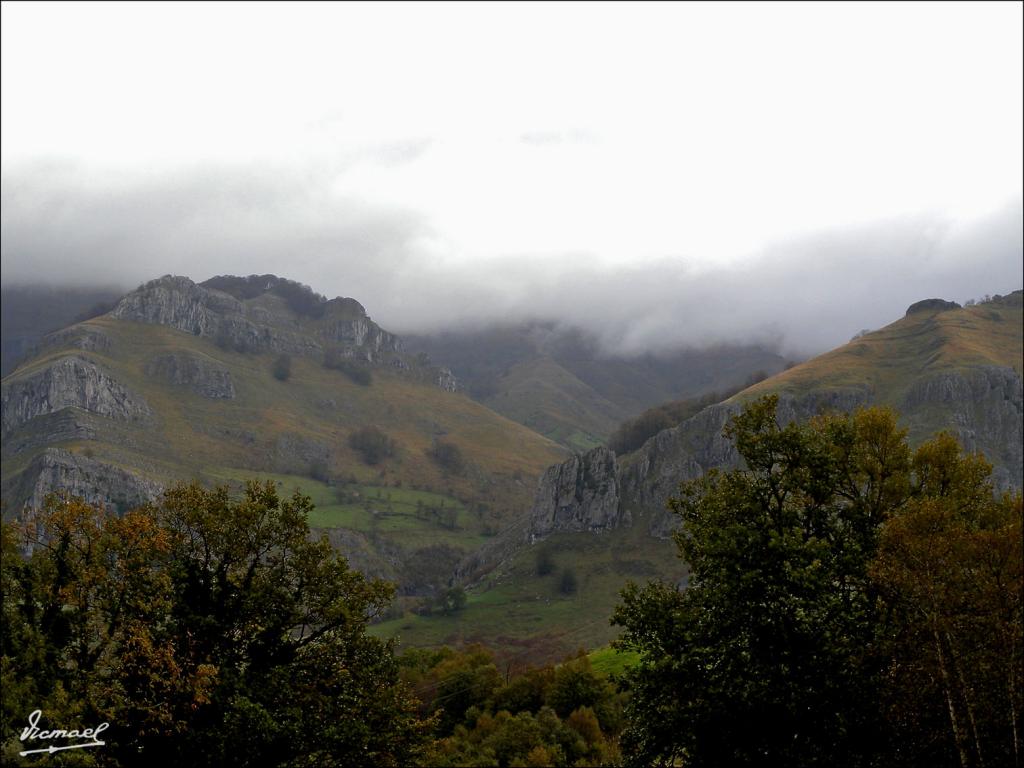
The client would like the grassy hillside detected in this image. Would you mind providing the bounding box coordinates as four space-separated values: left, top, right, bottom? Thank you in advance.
406 324 788 448
482 357 628 451
2 315 566 590
370 521 682 665
742 294 1023 408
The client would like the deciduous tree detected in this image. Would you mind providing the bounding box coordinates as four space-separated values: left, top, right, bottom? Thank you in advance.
1 482 429 767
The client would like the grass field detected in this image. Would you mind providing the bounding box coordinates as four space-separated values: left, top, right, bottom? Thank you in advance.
371 522 683 668
202 467 494 550
588 645 641 677
743 298 1023 404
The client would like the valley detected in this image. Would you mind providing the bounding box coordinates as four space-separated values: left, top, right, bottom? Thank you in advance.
1 278 1021 666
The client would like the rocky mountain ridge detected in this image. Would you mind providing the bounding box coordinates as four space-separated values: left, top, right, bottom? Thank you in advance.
527 294 1024 541
404 323 788 450
2 355 154 437
111 275 403 362
1 274 474 515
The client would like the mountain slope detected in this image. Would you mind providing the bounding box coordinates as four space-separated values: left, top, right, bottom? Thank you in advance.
479 357 628 451
744 295 1022 403
1 275 567 593
405 324 788 448
530 291 1023 543
0 284 126 376
373 292 1021 661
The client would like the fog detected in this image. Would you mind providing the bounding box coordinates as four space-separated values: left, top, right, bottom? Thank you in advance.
2 2 1022 357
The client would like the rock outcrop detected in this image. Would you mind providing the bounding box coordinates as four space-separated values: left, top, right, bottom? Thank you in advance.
906 298 962 315
1 356 152 437
145 352 235 399
38 326 112 355
316 301 402 361
529 446 627 538
436 367 459 393
527 385 919 541
7 448 163 513
529 365 1022 543
111 275 402 362
901 366 1023 490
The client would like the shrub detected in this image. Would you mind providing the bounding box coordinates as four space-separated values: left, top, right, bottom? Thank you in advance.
536 548 555 576
559 568 578 595
348 425 396 465
308 458 330 483
323 347 373 385
428 441 465 474
272 354 292 381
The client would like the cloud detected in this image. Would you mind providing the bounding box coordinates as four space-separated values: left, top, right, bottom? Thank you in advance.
2 4 1020 358
2 160 1020 358
0 159 429 301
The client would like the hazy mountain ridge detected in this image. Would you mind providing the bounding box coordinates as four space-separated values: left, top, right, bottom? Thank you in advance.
405 324 789 450
0 284 126 376
528 291 1024 541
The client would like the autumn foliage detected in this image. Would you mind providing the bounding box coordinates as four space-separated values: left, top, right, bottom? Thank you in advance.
1 482 428 766
614 396 1022 767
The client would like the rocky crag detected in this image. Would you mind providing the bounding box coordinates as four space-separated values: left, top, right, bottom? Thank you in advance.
2 355 153 437
528 295 1024 542
112 275 403 362
1 274 463 515
9 448 164 513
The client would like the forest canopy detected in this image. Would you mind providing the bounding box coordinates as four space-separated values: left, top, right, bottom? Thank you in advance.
613 396 1023 768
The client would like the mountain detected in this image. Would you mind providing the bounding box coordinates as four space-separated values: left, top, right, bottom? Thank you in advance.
6 281 1019 665
1 275 567 594
369 291 1022 660
530 290 1024 541
0 284 126 376
404 324 789 451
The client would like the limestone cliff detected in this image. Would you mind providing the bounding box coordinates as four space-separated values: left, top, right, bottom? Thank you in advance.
900 365 1023 490
1 355 152 437
112 275 404 361
5 448 163 513
529 446 626 538
144 352 235 399
529 371 1021 541
528 294 1022 543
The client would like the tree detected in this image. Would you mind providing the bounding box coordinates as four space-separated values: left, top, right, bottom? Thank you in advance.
402 647 622 767
271 353 291 381
438 586 467 616
546 654 619 732
348 425 396 465
871 436 1023 768
558 568 578 596
535 548 555 576
612 396 912 767
613 396 1023 767
427 441 465 474
0 482 429 767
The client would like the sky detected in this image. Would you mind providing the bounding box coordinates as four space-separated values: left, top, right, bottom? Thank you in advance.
2 1 1022 356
